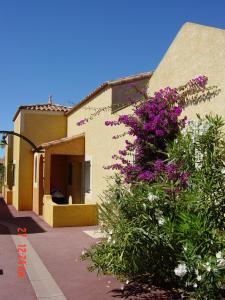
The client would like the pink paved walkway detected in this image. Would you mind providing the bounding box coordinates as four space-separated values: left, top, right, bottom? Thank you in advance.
0 197 123 300
0 197 182 299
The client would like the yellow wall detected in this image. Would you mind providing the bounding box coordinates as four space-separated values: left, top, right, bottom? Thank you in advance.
11 22 225 217
33 153 44 215
67 88 133 205
3 135 13 203
43 195 97 227
147 23 225 120
4 135 13 189
67 23 225 207
13 110 67 210
13 113 21 210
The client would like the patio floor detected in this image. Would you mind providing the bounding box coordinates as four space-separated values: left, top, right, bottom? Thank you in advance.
0 197 182 299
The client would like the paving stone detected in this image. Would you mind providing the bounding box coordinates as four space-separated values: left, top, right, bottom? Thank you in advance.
30 278 65 298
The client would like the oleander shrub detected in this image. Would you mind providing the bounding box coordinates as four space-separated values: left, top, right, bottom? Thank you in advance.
81 77 225 299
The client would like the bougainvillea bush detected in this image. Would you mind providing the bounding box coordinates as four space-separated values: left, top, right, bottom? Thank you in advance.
81 77 225 299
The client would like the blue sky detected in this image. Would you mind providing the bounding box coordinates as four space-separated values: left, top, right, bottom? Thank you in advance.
0 0 225 156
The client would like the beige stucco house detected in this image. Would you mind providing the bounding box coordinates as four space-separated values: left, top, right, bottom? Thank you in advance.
3 99 69 211
2 22 225 227
147 22 225 119
3 72 152 226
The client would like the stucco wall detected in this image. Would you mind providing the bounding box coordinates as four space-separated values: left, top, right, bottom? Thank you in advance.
67 88 133 204
43 195 97 227
14 110 67 210
67 23 225 206
12 113 21 210
147 22 225 120
33 153 44 215
4 135 13 189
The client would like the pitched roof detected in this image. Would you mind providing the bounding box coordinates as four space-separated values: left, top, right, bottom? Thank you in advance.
66 71 153 116
36 133 85 150
13 103 71 121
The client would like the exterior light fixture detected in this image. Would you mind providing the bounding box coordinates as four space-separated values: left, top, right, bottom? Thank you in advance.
0 134 7 149
0 131 41 152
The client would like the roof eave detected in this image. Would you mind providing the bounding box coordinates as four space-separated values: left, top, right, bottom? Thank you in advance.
36 133 85 151
65 82 109 116
66 71 153 117
13 105 69 122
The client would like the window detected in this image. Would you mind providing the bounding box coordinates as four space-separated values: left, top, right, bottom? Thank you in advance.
111 78 149 113
84 161 91 193
68 162 72 185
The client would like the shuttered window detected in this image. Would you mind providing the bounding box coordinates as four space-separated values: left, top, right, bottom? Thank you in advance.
84 161 91 193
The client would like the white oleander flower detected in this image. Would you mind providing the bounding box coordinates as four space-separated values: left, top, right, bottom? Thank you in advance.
108 229 113 235
218 258 225 267
195 149 203 170
174 263 187 277
197 275 202 281
216 251 222 259
199 122 210 135
81 250 86 256
203 262 211 272
183 245 188 251
214 200 219 206
147 193 159 202
193 283 198 288
158 217 165 225
185 282 191 287
216 251 225 267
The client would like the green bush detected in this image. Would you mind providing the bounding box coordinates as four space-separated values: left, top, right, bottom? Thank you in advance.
82 115 225 299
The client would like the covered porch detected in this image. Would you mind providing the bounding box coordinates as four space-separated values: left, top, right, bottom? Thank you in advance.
32 134 97 227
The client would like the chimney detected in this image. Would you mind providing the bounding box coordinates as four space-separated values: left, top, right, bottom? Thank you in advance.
48 95 53 105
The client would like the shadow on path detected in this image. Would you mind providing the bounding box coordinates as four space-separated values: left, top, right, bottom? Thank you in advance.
0 197 45 235
110 281 183 299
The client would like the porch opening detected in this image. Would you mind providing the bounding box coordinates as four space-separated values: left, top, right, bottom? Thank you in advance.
50 154 85 204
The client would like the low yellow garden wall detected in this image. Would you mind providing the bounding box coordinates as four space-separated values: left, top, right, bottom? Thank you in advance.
43 195 98 227
2 186 12 205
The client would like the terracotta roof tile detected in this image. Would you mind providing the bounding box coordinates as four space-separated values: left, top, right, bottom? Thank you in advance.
13 103 71 121
66 71 153 116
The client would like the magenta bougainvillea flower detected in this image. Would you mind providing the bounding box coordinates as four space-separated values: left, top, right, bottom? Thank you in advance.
77 75 208 190
103 76 208 188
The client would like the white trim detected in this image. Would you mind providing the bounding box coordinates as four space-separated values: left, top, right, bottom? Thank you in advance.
33 154 38 188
